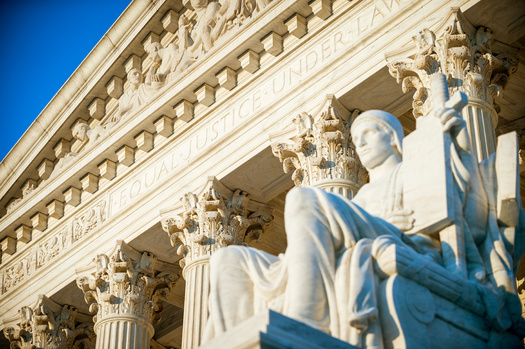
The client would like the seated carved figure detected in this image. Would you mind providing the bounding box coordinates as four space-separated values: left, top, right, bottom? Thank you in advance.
72 121 111 146
203 105 525 347
117 68 162 120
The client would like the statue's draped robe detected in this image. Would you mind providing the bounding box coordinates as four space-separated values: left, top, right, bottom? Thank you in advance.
204 165 413 348
117 83 161 121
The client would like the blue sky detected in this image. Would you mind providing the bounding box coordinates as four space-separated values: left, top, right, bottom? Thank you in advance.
0 0 131 161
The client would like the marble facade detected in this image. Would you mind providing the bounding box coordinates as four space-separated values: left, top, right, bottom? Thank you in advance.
1 0 525 348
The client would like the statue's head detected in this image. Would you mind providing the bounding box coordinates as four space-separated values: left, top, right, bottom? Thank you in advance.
145 42 162 57
351 110 403 170
127 68 143 87
72 122 89 141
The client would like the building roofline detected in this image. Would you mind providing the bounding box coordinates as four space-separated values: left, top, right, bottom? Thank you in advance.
0 0 155 192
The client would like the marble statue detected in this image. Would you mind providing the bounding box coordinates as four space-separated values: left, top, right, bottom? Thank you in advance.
203 81 525 347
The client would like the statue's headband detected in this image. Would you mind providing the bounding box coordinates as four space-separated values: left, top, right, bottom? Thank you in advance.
351 110 404 157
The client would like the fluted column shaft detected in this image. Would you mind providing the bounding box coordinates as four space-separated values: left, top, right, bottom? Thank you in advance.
181 257 210 349
94 315 153 349
161 177 273 349
461 98 497 161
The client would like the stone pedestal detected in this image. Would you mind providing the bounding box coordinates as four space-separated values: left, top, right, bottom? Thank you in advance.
161 177 273 349
76 240 176 349
200 310 358 349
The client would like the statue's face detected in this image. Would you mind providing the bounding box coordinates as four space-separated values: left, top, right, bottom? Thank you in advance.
352 121 396 170
72 123 87 141
128 69 142 86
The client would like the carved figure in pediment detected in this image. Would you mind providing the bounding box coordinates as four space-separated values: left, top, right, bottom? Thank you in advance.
55 151 79 171
116 67 162 120
187 0 223 55
21 183 35 197
217 0 270 33
145 42 182 84
174 15 196 74
6 197 22 213
72 121 111 147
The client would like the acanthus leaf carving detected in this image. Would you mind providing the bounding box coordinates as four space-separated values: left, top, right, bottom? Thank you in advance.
271 95 366 197
2 296 95 349
75 241 176 326
387 8 518 119
161 178 274 268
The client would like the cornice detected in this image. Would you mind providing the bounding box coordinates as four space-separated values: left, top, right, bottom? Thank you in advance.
0 0 166 203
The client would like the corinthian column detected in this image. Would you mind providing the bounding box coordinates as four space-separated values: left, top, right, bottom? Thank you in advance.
271 94 366 198
2 295 95 349
76 240 176 349
160 177 273 349
387 7 518 161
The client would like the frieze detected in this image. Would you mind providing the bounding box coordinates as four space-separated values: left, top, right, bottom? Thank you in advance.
0 199 107 295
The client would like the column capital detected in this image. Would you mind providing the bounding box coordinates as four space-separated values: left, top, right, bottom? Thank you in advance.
387 7 519 119
271 94 366 197
2 295 94 349
160 177 274 269
75 240 176 327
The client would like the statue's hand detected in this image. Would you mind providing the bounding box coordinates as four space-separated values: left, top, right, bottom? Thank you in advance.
435 107 465 134
386 209 414 232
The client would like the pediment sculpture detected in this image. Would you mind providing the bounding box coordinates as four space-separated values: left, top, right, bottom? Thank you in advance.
202 74 525 348
116 0 273 118
52 0 275 168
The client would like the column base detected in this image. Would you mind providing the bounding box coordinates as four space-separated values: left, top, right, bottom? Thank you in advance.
199 310 357 349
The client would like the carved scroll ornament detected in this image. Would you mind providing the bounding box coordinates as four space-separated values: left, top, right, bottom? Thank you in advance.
161 178 273 268
2 296 94 349
76 241 176 325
